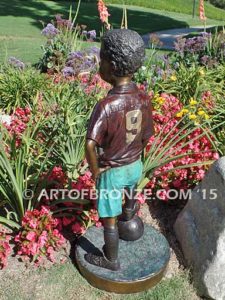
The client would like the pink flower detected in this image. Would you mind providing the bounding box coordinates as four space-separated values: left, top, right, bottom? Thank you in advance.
47 246 55 263
95 221 102 228
38 231 48 247
97 0 110 28
3 106 31 147
40 206 50 215
15 208 66 266
30 243 39 256
0 230 11 269
137 193 146 205
26 231 37 242
29 219 38 229
157 190 168 201
213 153 219 160
72 222 86 235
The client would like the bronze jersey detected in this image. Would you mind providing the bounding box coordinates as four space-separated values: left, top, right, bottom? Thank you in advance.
86 82 154 167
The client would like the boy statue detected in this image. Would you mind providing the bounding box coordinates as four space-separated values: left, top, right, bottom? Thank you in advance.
85 29 154 271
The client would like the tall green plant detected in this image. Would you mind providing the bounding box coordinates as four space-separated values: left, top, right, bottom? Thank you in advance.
0 115 54 228
54 114 89 180
158 63 208 105
43 81 96 173
138 113 224 190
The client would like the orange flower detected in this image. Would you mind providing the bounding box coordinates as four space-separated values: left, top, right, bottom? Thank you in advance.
97 0 111 29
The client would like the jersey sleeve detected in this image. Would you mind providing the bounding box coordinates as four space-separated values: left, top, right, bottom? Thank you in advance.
142 98 155 142
86 102 108 147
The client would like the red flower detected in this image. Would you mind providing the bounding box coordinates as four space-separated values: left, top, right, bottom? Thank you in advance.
72 222 85 235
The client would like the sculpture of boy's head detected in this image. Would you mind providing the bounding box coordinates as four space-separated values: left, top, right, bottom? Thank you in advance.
99 29 145 84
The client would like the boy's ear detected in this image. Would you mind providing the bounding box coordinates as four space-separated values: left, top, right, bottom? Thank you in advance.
111 61 117 73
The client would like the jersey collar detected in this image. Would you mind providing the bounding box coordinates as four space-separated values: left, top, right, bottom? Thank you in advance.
108 82 138 95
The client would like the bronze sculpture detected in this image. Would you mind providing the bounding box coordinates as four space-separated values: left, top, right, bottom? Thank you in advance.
85 29 154 271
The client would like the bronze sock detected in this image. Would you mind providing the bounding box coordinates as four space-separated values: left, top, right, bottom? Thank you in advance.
84 225 120 271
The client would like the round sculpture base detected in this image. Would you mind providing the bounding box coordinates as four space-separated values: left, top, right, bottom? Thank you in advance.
75 223 170 294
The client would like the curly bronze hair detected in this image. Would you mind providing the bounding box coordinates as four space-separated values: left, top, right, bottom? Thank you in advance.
101 29 145 77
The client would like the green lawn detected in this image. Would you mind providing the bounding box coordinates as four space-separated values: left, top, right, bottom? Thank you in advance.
0 261 198 300
106 0 225 21
0 0 224 64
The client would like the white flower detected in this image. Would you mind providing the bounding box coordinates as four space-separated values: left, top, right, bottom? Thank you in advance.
141 66 147 71
0 114 11 126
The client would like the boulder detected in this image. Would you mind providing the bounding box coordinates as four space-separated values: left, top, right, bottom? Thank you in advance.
174 157 225 300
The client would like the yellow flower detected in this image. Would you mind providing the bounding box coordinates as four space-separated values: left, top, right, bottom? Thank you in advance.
176 112 183 118
181 108 189 114
176 108 190 118
189 114 197 120
170 75 177 81
189 98 198 106
197 110 206 116
204 114 209 120
199 69 205 76
157 97 165 105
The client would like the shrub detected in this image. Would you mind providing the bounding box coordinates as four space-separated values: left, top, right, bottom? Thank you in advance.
37 5 97 73
174 31 225 67
0 64 48 112
14 206 66 265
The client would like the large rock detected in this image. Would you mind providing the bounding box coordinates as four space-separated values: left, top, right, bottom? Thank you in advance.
174 157 225 300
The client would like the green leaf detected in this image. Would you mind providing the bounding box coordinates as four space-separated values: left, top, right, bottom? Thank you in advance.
0 216 20 229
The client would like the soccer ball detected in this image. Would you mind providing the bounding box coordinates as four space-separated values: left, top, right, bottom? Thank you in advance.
118 215 144 241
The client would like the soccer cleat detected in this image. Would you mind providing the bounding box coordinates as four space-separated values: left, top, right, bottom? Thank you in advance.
84 252 120 271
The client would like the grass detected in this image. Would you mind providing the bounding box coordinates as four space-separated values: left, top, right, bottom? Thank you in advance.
0 261 198 300
0 0 224 64
106 0 225 21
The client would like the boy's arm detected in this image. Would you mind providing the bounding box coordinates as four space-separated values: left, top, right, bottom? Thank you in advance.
85 139 99 181
85 139 110 181
86 102 109 181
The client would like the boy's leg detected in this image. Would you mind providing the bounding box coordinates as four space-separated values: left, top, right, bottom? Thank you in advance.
103 217 119 262
122 185 140 221
84 217 120 271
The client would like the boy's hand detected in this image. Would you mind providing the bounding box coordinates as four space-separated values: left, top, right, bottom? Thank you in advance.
85 139 110 182
93 166 111 181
